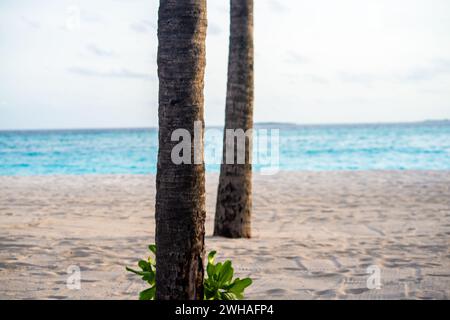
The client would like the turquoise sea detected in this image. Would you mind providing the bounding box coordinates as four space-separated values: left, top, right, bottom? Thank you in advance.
0 122 449 175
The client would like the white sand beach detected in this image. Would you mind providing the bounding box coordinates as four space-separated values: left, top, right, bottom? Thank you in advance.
0 171 449 300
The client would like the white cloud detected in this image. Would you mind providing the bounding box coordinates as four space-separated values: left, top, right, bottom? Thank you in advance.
86 43 116 57
68 66 155 80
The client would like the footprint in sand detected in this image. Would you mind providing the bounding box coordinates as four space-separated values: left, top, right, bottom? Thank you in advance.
265 288 288 296
313 289 337 298
345 287 370 295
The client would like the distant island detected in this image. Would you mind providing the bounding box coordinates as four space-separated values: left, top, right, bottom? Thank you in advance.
254 119 450 128
421 119 450 125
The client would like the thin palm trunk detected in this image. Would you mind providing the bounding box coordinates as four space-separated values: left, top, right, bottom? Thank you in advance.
214 0 254 238
155 0 207 300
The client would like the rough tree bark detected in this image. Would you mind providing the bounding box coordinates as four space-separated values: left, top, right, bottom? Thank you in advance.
214 0 254 238
156 0 207 300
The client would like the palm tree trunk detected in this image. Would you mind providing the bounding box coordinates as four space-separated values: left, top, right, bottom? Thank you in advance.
214 0 254 238
156 0 207 300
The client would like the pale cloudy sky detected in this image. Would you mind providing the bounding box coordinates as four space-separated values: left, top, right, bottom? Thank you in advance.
1 0 450 130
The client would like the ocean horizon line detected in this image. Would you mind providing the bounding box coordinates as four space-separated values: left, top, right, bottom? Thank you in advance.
0 119 449 133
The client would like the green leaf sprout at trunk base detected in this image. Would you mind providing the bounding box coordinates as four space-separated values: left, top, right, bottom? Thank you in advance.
125 245 156 300
126 245 252 300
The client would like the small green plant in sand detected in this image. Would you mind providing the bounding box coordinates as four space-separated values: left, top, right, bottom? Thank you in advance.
125 244 157 300
203 250 252 300
126 245 252 300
